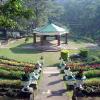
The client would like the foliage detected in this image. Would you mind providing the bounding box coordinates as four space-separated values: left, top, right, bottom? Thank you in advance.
28 0 64 26
86 55 100 64
0 80 21 87
0 65 24 71
58 0 100 41
0 57 35 68
84 78 100 86
79 49 88 58
84 70 100 78
0 0 34 39
0 15 17 29
61 50 69 61
0 68 24 79
25 37 29 43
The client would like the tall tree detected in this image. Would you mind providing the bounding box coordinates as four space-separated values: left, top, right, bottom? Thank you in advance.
25 0 64 27
59 0 100 41
0 0 34 39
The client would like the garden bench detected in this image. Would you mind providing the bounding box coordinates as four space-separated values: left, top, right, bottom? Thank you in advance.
64 69 73 76
30 72 40 80
34 67 42 74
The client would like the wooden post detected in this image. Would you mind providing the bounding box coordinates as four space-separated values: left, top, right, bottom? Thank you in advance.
33 33 36 44
65 33 68 44
57 35 61 46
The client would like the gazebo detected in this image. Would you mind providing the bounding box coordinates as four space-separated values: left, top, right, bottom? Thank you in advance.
33 23 69 46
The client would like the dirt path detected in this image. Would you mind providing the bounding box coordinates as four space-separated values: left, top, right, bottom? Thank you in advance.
35 67 68 100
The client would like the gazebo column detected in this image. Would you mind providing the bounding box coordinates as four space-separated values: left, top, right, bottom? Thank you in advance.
57 35 61 46
33 33 36 44
44 36 47 41
40 35 44 45
65 33 68 44
55 35 57 40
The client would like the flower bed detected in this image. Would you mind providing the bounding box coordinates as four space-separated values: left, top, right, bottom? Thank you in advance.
66 63 93 71
0 58 35 68
66 62 100 71
0 65 24 71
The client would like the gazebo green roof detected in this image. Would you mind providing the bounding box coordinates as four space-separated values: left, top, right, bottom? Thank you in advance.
34 23 69 35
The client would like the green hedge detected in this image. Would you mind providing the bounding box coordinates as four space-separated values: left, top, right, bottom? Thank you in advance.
0 69 24 79
61 50 69 61
0 66 24 71
0 80 21 87
84 70 100 78
84 78 100 86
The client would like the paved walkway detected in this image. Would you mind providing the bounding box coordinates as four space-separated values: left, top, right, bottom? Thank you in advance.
35 67 67 100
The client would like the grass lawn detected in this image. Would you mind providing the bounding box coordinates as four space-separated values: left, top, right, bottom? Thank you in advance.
0 38 99 66
0 48 61 66
0 38 61 66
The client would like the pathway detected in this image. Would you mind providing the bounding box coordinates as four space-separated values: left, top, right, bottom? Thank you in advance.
35 67 67 100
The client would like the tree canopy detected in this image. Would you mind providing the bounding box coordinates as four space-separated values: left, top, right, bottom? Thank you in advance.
0 0 34 30
58 0 100 41
0 0 100 42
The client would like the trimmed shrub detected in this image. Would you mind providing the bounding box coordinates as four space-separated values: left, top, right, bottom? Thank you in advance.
61 50 69 61
84 70 100 78
79 50 88 58
84 78 100 86
0 80 21 87
0 69 24 79
86 55 100 64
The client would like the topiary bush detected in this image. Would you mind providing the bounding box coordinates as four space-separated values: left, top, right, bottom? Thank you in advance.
79 49 88 58
61 50 69 61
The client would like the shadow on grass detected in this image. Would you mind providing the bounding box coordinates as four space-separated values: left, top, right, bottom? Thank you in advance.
47 89 67 97
10 43 42 54
86 45 100 50
48 79 63 86
47 63 59 67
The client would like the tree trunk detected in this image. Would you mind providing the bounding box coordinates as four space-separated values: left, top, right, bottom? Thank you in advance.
57 35 61 46
3 29 8 40
65 33 68 44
